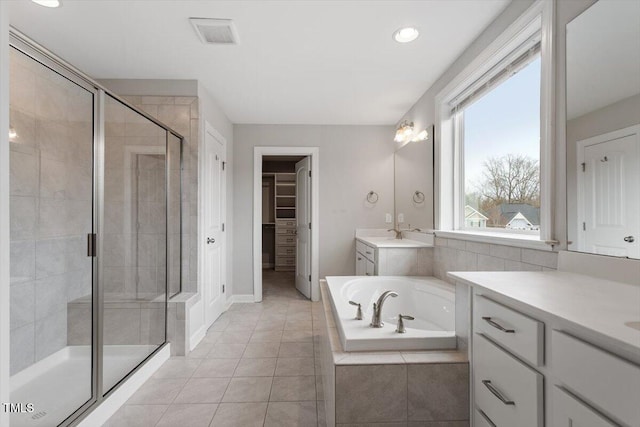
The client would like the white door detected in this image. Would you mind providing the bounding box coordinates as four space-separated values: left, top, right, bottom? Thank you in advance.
203 125 226 328
578 126 639 258
295 157 311 299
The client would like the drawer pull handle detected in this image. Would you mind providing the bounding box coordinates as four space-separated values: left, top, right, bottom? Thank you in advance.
477 409 497 427
366 251 372 255
482 380 515 406
482 317 515 333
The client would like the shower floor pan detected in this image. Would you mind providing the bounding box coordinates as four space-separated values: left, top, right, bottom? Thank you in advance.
10 344 158 427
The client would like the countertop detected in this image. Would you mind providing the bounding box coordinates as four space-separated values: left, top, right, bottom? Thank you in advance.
448 271 640 359
356 236 433 248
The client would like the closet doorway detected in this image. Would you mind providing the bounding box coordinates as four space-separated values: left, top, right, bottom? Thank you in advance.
261 156 309 299
253 147 319 302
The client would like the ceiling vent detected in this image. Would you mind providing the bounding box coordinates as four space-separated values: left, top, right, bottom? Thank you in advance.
190 18 239 45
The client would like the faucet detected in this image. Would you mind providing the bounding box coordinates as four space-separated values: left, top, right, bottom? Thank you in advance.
370 290 398 328
387 228 402 239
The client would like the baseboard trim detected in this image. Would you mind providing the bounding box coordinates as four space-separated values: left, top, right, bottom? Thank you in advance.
189 325 207 352
77 344 170 427
232 294 256 303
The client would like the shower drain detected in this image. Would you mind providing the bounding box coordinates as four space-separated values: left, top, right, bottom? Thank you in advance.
31 411 47 420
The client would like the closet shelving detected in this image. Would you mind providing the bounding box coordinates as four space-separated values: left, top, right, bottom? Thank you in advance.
274 173 296 271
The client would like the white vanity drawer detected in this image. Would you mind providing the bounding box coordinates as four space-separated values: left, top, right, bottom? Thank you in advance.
551 386 616 427
356 241 375 261
475 408 497 427
474 295 544 366
551 330 640 426
276 235 296 246
473 334 543 427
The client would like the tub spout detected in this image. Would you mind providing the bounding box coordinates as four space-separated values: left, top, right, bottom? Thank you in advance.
370 290 398 328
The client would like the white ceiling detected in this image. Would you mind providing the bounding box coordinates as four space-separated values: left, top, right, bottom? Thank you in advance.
9 0 510 125
567 0 640 120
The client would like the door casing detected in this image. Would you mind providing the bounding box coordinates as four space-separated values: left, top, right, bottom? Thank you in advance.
253 147 320 302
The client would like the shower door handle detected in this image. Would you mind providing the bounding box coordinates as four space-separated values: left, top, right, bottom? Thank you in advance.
87 234 96 257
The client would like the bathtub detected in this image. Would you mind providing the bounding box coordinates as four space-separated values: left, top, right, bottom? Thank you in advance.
325 276 456 351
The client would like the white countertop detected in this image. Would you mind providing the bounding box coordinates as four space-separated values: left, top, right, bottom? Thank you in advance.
356 236 433 248
448 271 640 358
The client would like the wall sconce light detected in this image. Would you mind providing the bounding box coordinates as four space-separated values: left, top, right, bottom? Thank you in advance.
394 121 429 144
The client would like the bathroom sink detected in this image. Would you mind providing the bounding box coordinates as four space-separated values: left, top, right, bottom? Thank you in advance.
624 321 640 331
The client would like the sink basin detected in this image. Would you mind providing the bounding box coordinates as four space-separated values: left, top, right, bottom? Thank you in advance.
624 321 640 331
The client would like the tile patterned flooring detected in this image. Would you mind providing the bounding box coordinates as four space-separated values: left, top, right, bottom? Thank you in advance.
103 271 324 427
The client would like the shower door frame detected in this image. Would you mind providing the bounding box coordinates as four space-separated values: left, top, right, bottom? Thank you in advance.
8 28 184 427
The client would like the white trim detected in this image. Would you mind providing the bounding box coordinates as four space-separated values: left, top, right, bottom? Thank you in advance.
189 325 206 351
435 0 555 245
253 147 320 302
76 345 170 427
231 294 256 303
435 230 555 251
0 2 10 424
539 0 556 243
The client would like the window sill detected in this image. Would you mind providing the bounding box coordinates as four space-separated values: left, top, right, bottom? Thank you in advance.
434 230 556 251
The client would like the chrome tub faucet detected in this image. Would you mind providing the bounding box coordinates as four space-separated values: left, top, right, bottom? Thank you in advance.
370 290 398 328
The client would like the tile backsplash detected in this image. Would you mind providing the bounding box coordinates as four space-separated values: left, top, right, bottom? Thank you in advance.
433 236 558 283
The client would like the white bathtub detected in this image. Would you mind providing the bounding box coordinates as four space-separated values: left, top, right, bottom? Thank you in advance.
325 276 456 351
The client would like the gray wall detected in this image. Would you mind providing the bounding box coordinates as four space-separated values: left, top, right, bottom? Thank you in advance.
233 124 395 296
566 93 640 246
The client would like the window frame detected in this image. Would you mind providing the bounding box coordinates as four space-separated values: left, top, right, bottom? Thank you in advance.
434 0 556 250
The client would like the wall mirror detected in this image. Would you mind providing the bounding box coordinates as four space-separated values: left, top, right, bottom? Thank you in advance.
394 125 434 232
566 0 640 259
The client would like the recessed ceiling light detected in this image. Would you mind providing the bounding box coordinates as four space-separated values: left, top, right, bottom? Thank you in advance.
393 27 419 43
31 0 61 8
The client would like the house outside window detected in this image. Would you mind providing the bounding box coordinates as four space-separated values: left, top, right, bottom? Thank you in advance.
457 51 541 235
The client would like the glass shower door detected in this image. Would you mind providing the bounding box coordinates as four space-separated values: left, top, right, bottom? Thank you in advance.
9 46 96 426
102 95 167 394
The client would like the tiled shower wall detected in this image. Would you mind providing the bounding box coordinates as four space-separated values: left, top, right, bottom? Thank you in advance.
433 236 558 283
121 95 199 294
9 49 93 374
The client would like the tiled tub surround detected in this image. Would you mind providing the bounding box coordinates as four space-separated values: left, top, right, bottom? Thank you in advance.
318 280 469 426
9 47 94 375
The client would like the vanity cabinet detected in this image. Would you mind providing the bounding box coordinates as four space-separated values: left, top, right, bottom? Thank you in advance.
354 237 433 276
465 280 640 427
472 295 544 427
355 241 376 276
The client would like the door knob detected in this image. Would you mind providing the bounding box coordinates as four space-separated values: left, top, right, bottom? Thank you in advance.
624 236 635 243
207 237 215 244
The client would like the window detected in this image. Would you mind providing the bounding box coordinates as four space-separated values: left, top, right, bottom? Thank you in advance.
456 51 541 234
435 2 554 247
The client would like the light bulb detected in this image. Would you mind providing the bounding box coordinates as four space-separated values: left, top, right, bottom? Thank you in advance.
393 27 419 43
31 0 61 8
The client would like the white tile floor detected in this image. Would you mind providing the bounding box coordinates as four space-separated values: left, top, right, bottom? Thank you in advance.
103 271 324 427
